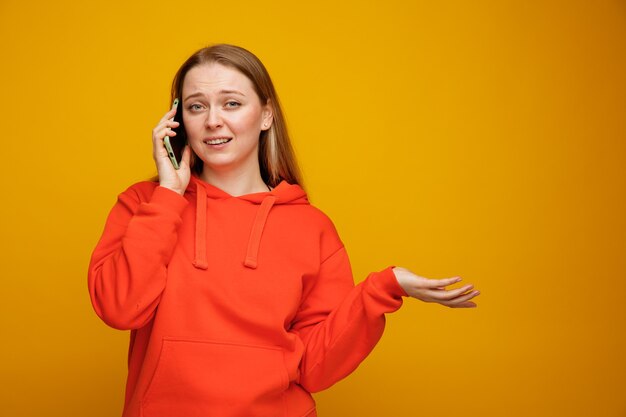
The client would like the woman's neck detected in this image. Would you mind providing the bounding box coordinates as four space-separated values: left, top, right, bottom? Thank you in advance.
199 167 269 196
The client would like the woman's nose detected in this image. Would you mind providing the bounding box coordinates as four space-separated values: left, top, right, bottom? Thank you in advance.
204 109 223 129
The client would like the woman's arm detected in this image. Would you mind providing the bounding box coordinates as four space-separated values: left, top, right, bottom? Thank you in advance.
88 103 193 331
291 246 479 393
87 184 188 330
290 246 406 392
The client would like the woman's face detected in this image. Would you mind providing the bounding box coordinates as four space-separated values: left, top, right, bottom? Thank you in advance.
181 63 272 177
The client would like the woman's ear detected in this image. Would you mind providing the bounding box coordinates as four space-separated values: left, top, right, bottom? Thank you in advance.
261 98 273 131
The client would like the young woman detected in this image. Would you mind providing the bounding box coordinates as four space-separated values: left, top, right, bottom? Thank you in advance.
88 44 480 417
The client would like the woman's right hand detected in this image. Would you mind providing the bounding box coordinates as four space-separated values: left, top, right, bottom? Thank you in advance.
152 104 191 195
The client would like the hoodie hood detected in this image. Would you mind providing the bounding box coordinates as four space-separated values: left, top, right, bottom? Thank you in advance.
187 175 309 270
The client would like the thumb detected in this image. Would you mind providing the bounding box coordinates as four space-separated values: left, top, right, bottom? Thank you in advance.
180 145 192 168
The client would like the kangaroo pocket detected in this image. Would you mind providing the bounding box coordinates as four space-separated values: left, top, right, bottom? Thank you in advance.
141 338 289 417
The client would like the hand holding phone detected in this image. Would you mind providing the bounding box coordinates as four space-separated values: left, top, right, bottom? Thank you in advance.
164 98 183 169
153 99 191 195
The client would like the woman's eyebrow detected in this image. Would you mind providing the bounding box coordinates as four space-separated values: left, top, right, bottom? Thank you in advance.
184 90 246 101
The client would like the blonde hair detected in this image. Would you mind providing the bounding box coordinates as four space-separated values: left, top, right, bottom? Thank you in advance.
170 44 303 187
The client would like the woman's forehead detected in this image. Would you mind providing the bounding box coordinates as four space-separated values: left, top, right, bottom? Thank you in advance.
183 63 254 96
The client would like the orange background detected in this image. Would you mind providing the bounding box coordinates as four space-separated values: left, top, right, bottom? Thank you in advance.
1 1 625 416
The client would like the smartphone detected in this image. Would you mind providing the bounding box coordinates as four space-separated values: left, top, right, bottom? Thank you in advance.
163 98 187 169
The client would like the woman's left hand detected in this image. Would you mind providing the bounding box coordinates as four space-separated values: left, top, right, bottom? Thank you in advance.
392 266 480 308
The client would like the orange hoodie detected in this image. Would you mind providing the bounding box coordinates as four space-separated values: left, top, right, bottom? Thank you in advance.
88 175 408 417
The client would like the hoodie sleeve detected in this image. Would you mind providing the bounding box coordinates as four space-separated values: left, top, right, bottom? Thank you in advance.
291 244 409 393
88 184 188 330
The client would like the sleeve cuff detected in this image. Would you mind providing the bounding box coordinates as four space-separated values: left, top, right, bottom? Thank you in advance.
378 266 410 298
150 185 189 215
361 266 408 314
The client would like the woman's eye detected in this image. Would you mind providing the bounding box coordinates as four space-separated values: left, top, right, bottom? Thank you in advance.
226 101 241 108
189 104 203 111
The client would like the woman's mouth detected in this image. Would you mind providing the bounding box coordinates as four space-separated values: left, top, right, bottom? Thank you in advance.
203 137 233 146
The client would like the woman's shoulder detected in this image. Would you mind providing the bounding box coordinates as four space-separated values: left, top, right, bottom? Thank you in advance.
287 200 336 228
117 179 160 203
285 202 344 246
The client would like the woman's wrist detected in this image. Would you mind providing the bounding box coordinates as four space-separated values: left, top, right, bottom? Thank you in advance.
158 183 186 196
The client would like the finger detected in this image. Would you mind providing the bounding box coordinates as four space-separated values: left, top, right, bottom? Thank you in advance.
158 104 178 124
421 285 472 301
160 128 177 139
158 120 180 130
152 130 176 159
154 121 179 136
159 99 178 123
180 145 191 167
433 284 475 301
452 301 477 308
422 276 462 289
153 127 177 145
446 290 481 307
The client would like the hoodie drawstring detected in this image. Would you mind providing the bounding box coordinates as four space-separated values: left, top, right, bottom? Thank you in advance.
193 184 208 270
244 196 276 269
193 186 277 270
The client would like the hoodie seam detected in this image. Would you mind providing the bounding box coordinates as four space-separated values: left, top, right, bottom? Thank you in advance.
299 405 317 417
301 301 365 388
320 244 345 265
